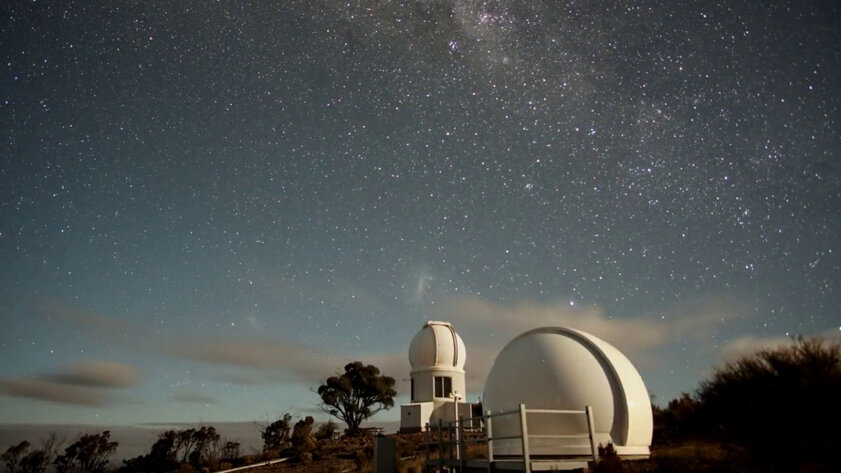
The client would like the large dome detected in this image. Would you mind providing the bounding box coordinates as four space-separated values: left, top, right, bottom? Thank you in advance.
483 327 652 456
408 321 466 372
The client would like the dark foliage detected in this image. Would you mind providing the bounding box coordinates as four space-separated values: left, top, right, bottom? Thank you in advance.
316 362 396 436
19 434 59 473
220 441 240 464
2 441 30 473
314 420 338 440
290 416 316 463
260 413 293 455
652 393 703 445
19 450 48 473
54 431 118 473
594 443 625 473
119 426 220 473
120 430 179 473
695 336 841 472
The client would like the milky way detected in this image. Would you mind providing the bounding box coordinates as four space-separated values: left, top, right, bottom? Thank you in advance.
1 1 839 424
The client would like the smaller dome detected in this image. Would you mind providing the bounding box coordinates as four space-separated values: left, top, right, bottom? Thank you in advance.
408 321 466 371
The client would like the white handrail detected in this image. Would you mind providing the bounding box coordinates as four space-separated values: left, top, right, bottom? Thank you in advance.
213 457 290 473
426 403 599 472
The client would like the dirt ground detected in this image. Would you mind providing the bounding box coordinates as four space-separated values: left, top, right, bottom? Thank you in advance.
250 433 429 473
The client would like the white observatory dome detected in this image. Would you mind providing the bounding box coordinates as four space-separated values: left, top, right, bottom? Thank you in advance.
408 321 466 371
483 327 653 457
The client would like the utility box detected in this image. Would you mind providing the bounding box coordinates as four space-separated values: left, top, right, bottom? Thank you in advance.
373 436 396 473
400 402 433 432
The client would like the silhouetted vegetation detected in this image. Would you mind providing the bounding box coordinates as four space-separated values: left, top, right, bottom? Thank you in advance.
54 431 118 473
1 441 30 473
317 361 396 436
314 420 338 440
648 336 841 472
651 393 702 445
18 434 59 473
260 413 293 456
219 441 240 465
290 417 316 463
696 336 841 472
119 427 220 473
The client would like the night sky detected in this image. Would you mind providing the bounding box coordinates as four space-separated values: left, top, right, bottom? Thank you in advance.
1 1 839 426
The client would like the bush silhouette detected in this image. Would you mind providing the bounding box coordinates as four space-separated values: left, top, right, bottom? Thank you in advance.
290 416 316 463
260 414 292 455
696 336 841 471
2 441 30 473
54 431 117 473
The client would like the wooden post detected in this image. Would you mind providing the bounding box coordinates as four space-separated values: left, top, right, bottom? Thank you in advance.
518 404 531 473
458 415 465 473
486 410 494 473
448 421 453 460
425 423 431 473
438 419 444 472
585 405 599 466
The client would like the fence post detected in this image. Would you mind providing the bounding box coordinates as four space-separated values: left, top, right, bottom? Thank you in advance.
458 415 465 472
518 404 531 473
424 423 431 473
585 405 599 466
438 418 444 472
485 410 493 473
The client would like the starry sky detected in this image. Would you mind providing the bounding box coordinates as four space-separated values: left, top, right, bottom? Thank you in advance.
1 0 839 427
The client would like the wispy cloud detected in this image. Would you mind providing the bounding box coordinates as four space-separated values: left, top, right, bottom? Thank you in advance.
212 371 274 386
172 391 217 404
160 295 748 396
718 328 841 362
164 337 335 382
0 360 140 407
47 361 140 388
36 299 137 336
162 335 410 393
0 378 107 407
438 294 748 391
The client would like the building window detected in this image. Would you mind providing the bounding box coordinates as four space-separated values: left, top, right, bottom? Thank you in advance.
411 378 415 400
434 376 452 398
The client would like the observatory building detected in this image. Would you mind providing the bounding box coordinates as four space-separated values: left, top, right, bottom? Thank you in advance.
400 321 474 432
483 327 653 457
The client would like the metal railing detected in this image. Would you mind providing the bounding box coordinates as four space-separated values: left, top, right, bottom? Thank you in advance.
425 404 598 473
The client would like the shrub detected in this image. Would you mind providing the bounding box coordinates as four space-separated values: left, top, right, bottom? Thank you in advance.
315 421 338 440
260 414 292 455
696 336 841 471
291 417 316 463
2 441 30 473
